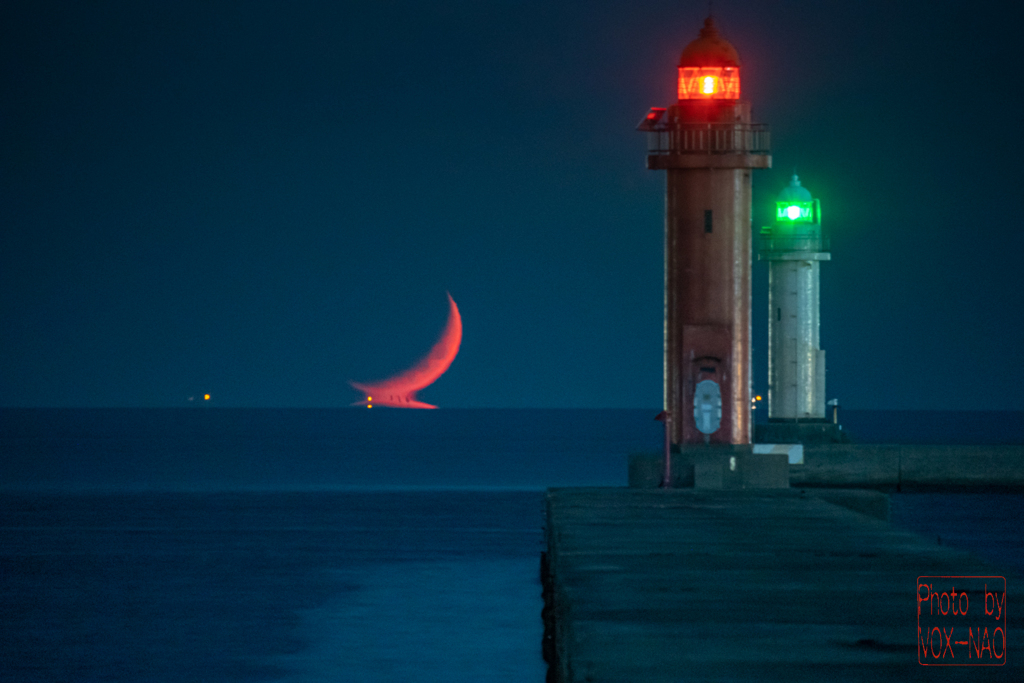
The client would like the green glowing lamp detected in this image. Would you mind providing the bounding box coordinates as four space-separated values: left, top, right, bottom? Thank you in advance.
774 175 819 224
776 200 816 223
759 174 826 253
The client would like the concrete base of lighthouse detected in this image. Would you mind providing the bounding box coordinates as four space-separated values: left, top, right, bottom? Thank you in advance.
755 420 849 445
628 444 789 489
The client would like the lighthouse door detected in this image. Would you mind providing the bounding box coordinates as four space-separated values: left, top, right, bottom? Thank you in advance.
693 379 722 436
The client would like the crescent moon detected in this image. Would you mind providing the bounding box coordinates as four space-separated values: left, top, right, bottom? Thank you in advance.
350 293 462 409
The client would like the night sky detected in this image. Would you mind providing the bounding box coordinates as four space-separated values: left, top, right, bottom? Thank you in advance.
2 0 1022 410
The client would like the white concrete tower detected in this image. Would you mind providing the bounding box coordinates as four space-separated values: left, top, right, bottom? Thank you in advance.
759 175 829 421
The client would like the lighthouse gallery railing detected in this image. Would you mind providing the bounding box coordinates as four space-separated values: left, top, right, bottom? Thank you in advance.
646 123 770 156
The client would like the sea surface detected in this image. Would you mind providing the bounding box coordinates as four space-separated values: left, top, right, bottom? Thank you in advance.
1 408 1022 681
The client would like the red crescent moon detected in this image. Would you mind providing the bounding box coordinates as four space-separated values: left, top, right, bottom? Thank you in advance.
350 293 462 409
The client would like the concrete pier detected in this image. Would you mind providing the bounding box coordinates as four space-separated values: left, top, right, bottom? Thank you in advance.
793 444 1024 492
542 487 1022 681
630 444 1024 492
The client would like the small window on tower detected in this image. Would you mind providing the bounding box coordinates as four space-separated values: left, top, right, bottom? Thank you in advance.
704 210 713 233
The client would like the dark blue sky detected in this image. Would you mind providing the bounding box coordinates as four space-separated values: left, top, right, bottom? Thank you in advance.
2 0 1022 409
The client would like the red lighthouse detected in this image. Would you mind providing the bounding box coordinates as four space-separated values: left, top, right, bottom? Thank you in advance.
639 17 770 446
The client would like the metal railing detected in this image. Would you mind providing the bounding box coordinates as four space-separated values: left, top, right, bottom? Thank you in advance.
647 123 770 156
758 236 830 253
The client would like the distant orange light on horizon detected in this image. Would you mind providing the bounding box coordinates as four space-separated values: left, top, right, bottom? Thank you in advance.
204 394 210 401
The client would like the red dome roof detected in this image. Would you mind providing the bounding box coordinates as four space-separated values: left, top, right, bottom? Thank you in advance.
678 17 740 68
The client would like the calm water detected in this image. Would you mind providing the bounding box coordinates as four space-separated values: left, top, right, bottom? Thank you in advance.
1 408 1022 681
1 490 545 682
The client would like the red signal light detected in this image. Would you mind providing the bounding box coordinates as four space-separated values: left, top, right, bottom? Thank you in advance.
678 66 739 100
636 108 667 131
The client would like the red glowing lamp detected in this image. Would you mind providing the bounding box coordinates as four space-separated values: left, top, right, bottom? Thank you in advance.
678 66 740 100
676 17 741 101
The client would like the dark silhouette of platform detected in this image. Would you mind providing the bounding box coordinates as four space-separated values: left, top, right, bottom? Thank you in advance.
542 487 1022 681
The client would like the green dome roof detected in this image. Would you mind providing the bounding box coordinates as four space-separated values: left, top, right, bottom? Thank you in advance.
778 175 813 202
